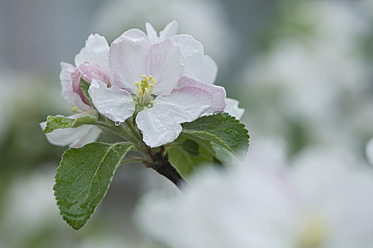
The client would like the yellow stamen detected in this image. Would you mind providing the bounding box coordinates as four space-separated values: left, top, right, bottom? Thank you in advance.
298 216 327 248
134 74 157 106
72 106 79 112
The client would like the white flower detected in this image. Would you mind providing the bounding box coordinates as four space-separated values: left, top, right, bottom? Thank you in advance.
89 23 226 147
41 34 110 147
136 143 373 248
61 34 111 111
147 22 242 119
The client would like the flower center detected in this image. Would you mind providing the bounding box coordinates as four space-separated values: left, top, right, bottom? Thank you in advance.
297 215 327 248
134 75 157 107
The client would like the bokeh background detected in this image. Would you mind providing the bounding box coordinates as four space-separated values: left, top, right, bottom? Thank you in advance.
1 0 373 247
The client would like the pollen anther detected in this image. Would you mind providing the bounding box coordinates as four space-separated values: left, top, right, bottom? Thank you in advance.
134 74 157 106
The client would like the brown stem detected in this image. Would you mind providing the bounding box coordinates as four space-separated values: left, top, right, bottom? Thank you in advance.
144 147 186 188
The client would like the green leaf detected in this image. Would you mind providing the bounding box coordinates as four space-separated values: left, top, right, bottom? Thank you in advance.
54 142 134 230
167 113 249 178
211 142 232 165
43 115 97 134
180 139 200 156
80 79 94 107
181 113 249 156
166 134 221 178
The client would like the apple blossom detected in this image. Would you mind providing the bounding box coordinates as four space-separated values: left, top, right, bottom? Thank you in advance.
61 34 111 111
41 22 249 231
88 24 227 147
136 143 373 248
40 34 112 147
143 22 244 119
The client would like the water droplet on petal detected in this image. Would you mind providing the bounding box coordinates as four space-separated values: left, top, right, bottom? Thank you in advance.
115 122 121 126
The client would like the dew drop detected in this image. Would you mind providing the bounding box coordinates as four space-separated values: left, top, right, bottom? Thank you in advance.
115 122 121 126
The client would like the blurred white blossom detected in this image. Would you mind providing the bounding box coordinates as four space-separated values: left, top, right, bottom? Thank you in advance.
136 141 373 248
240 0 373 156
365 137 373 166
0 72 67 144
1 167 60 247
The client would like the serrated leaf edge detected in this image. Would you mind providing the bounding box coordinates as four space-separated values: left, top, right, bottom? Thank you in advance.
43 115 97 134
53 142 134 230
181 113 249 156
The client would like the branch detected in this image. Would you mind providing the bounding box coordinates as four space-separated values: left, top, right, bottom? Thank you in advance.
147 151 187 188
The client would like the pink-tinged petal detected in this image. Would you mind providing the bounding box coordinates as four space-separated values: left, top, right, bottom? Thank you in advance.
79 63 110 85
110 32 151 93
71 68 90 106
154 86 214 123
60 62 91 111
88 79 135 122
146 23 158 43
136 106 182 147
224 98 245 120
177 76 226 114
159 21 178 40
148 39 183 95
74 34 110 75
40 114 101 148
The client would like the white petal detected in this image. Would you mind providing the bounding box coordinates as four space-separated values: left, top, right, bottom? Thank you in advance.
225 98 245 120
159 21 178 40
60 62 91 111
154 86 214 123
74 34 110 75
88 79 135 122
170 35 217 84
149 39 183 95
110 31 151 93
120 28 149 40
197 55 218 84
183 55 218 84
146 23 158 43
69 125 102 148
136 107 182 147
60 62 77 101
40 114 101 148
170 34 204 58
177 76 226 114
